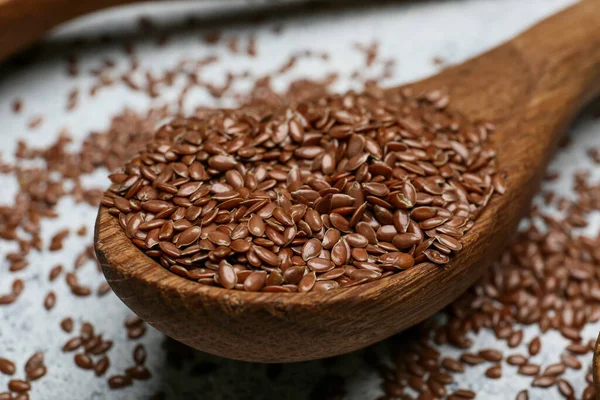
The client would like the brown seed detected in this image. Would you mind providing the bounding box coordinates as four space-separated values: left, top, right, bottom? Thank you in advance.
583 385 595 400
422 249 449 264
75 353 94 369
304 209 323 231
24 352 43 372
322 228 341 249
26 365 46 381
7 380 30 393
177 226 201 247
72 285 92 297
218 263 237 289
460 353 485 365
329 213 351 232
62 337 82 352
298 271 316 292
208 155 237 171
312 280 339 292
80 322 94 341
566 343 588 355
302 238 322 261
44 291 56 310
125 365 152 380
243 271 267 292
207 231 231 246
531 375 555 387
441 357 464 373
133 344 146 365
273 207 294 226
479 349 503 362
283 266 305 284
349 269 381 280
426 378 446 398
331 240 348 266
557 379 574 398
307 258 334 273
508 330 523 347
49 264 63 281
506 354 527 366
392 233 420 249
231 239 251 253
97 281 111 296
248 214 266 237
60 317 74 333
543 363 566 377
560 354 581 369
485 364 502 379
253 246 279 266
108 375 132 389
518 363 540 376
0 358 16 375
94 356 110 376
450 389 475 399
528 336 541 356
515 390 528 400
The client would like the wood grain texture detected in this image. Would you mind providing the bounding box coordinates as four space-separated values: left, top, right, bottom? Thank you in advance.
0 0 146 62
595 332 600 399
95 0 600 362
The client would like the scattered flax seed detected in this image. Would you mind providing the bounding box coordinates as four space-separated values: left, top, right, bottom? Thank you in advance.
528 336 541 356
67 88 79 111
44 291 56 310
108 375 132 389
433 56 446 66
60 317 74 333
354 41 379 67
587 148 600 163
48 264 63 281
28 115 43 130
531 375 556 388
12 98 22 114
203 31 221 44
97 281 111 296
247 34 257 57
127 324 146 340
227 35 239 53
49 228 69 251
7 380 30 392
94 356 110 376
0 358 16 375
485 364 502 379
515 390 528 400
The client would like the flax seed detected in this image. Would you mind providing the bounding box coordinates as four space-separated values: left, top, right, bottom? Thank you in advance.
0 359 15 375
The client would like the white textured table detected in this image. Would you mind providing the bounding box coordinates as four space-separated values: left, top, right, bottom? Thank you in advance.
2 0 599 399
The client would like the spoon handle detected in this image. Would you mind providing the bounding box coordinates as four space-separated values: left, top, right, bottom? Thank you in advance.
0 0 149 61
595 332 600 399
511 0 600 106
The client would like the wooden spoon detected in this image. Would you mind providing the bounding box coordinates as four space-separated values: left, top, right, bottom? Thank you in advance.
594 332 600 399
0 0 148 62
95 0 600 362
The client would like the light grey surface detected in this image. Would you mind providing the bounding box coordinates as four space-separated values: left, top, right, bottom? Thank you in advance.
2 0 600 399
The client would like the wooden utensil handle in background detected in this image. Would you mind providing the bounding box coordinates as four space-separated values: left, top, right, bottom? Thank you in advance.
0 0 351 63
510 0 600 107
595 332 600 399
0 0 146 62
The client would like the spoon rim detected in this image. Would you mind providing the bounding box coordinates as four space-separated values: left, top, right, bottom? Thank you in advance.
95 192 488 305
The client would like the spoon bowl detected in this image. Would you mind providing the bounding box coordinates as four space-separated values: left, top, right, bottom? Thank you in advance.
95 0 600 362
